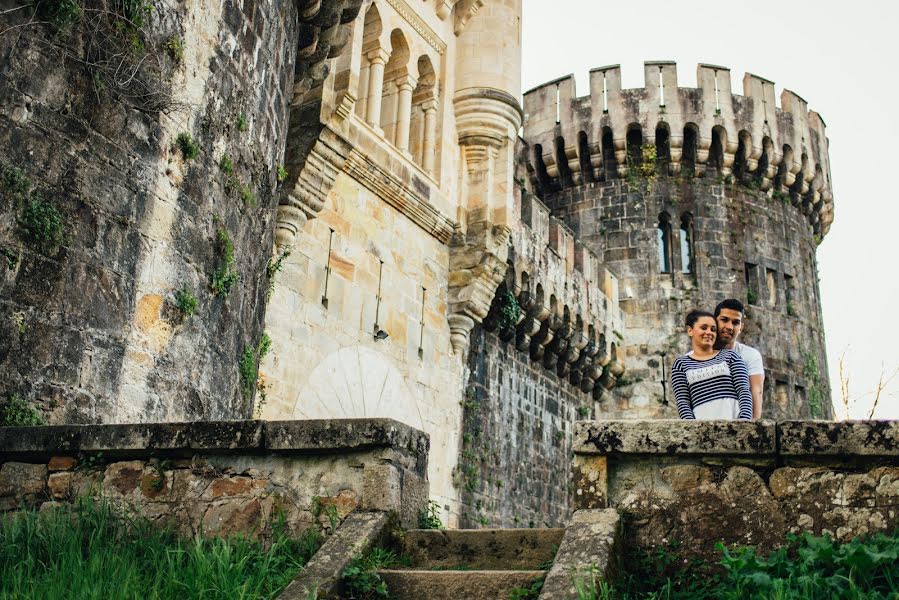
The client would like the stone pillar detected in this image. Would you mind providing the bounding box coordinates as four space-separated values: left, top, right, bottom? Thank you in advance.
365 49 389 128
422 100 438 176
394 76 416 153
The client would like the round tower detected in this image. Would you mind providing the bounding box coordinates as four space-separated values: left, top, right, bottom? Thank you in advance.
522 62 834 420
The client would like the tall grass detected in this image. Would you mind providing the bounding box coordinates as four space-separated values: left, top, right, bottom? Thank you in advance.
572 531 899 600
0 496 322 600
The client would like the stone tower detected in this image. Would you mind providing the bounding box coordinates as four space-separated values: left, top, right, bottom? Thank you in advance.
522 63 834 420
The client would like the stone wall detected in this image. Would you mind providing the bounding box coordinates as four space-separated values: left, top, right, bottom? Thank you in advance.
0 0 302 423
0 418 429 533
459 326 586 528
573 420 899 561
544 177 830 420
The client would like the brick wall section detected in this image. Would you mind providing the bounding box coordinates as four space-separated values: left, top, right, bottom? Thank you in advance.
0 0 297 422
545 176 831 420
461 325 591 528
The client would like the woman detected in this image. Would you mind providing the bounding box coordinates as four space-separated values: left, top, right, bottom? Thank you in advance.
670 309 753 420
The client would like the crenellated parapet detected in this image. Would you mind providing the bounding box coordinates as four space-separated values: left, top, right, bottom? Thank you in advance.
481 192 626 399
523 62 835 237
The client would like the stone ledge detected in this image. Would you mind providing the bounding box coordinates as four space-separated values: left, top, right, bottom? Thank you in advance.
573 420 777 456
778 420 899 457
0 419 429 463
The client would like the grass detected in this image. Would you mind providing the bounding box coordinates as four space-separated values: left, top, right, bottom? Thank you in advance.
0 496 322 599
573 531 899 599
0 393 45 426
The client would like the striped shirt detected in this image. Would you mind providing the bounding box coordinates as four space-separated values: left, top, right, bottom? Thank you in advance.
671 349 753 420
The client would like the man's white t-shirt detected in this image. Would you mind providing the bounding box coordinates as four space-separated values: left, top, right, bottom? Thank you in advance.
733 342 764 376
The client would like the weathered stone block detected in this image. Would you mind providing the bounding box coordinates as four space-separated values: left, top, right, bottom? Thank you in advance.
47 472 72 499
0 462 47 496
778 421 899 458
572 455 608 509
540 509 621 600
362 463 401 513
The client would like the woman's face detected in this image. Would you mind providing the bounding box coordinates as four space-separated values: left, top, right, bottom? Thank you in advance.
687 316 717 349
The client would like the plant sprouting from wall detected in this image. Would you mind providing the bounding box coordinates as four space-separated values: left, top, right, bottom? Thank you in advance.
498 289 521 329
267 246 292 301
174 288 198 317
1 394 46 427
210 228 238 296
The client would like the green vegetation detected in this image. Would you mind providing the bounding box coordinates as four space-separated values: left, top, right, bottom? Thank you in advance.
0 496 321 599
165 36 184 62
802 349 825 419
418 500 444 530
786 302 795 317
175 132 199 161
239 346 256 400
509 577 544 599
341 548 408 600
0 247 18 270
498 289 521 329
277 165 288 182
20 197 66 256
1 394 45 427
210 228 238 296
572 532 899 599
257 333 272 360
236 113 248 132
219 154 234 176
267 246 292 301
174 288 198 317
37 0 82 30
238 182 256 207
746 289 759 306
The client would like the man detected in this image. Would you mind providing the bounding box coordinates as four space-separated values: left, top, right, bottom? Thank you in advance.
714 299 765 419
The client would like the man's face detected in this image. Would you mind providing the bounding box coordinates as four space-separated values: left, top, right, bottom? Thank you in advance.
715 308 744 348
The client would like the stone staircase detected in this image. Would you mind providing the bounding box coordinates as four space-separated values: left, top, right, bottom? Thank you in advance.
378 528 565 599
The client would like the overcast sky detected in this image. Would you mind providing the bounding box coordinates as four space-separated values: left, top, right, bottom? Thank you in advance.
521 1 899 419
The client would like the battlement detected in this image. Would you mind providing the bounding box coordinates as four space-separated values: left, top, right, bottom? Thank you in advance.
523 62 834 237
482 192 626 399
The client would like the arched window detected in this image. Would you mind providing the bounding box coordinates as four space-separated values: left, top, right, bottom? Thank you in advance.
682 124 698 175
626 125 643 170
601 127 616 180
655 123 671 173
658 212 672 274
679 212 694 274
577 131 594 183
709 126 726 173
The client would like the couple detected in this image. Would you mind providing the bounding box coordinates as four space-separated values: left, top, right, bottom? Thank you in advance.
671 299 765 421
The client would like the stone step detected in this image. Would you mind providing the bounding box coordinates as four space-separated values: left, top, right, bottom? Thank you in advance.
378 569 545 600
402 528 564 570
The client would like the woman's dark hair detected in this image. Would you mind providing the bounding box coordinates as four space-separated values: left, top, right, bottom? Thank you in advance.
685 309 715 328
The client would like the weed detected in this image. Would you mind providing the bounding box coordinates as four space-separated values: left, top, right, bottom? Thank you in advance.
418 500 444 530
509 577 544 600
238 182 256 207
175 132 199 161
576 405 591 419
1 247 19 270
165 36 184 62
174 288 198 317
239 346 256 400
76 452 106 472
277 165 288 182
0 394 45 427
342 548 401 599
498 289 521 329
37 0 82 30
267 246 292 301
786 302 795 317
236 113 248 132
257 333 272 360
219 153 234 176
747 289 758 305
210 228 238 296
19 197 65 256
0 495 320 599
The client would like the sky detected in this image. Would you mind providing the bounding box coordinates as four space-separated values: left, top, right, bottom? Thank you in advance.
521 0 899 419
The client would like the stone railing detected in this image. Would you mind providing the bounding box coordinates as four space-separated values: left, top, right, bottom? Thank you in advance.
573 420 899 560
0 418 429 535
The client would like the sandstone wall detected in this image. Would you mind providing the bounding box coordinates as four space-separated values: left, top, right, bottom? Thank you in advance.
0 0 299 423
0 418 429 533
573 420 899 562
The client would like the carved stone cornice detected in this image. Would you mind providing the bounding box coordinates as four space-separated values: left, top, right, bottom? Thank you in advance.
447 222 510 354
276 126 352 249
385 0 447 55
343 149 456 244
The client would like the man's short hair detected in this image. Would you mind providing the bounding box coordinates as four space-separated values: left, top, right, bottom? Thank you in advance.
714 298 745 318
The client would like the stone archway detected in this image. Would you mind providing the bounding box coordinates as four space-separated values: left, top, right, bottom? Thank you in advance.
292 345 424 430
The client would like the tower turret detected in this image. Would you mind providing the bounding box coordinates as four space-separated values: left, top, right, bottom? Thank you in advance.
522 62 834 419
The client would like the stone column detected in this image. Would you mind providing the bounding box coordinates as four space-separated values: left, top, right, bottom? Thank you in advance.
394 76 416 153
422 100 438 176
365 49 389 128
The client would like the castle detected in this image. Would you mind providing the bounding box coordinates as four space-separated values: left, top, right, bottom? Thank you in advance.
0 0 833 528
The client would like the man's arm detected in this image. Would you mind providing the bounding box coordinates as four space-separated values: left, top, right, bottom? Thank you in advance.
750 373 765 420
